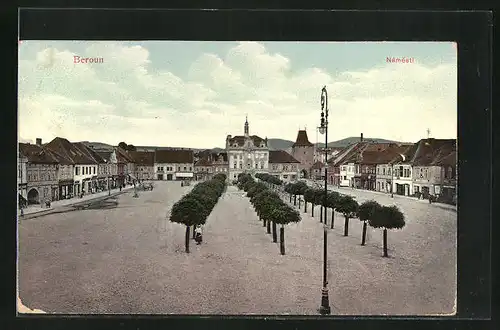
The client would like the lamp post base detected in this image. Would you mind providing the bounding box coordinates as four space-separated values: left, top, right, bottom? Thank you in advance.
319 287 331 315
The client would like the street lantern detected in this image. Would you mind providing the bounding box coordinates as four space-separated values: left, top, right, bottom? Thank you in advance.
319 86 331 315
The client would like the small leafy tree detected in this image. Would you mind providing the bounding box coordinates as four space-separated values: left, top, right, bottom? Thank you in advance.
303 188 315 214
247 182 268 198
358 200 381 246
170 195 209 253
118 142 128 150
335 195 359 237
284 183 294 203
326 191 340 229
314 189 326 222
269 203 301 255
294 181 308 206
369 205 406 257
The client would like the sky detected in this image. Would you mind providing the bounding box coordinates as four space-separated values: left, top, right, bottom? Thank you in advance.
18 41 457 149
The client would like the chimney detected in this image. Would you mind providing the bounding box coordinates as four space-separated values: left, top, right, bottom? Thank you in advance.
360 133 363 142
36 138 42 146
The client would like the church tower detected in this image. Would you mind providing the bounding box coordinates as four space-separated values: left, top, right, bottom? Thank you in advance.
291 129 315 178
244 115 249 137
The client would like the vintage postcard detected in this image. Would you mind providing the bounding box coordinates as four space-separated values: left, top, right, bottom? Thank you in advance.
17 41 457 315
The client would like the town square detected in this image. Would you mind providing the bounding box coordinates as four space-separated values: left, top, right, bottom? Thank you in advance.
17 41 457 315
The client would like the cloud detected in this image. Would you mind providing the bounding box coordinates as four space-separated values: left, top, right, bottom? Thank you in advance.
18 41 457 148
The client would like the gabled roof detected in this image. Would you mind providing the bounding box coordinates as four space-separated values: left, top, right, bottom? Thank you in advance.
115 147 135 163
155 149 194 163
19 143 59 164
128 151 154 166
44 137 96 164
194 158 212 167
292 130 314 147
391 139 456 166
343 143 408 165
329 142 367 166
96 151 113 162
269 150 300 164
228 135 267 148
73 142 105 164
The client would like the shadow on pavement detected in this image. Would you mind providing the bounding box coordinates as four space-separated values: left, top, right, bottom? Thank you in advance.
71 197 119 211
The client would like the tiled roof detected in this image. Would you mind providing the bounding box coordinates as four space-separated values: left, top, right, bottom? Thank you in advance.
74 143 106 164
194 158 212 167
19 143 59 164
331 142 367 166
344 143 409 165
96 151 113 162
228 135 267 148
115 147 135 163
311 161 325 169
269 150 300 164
292 130 314 147
128 151 154 166
393 139 456 166
155 149 194 163
432 150 456 166
44 137 96 164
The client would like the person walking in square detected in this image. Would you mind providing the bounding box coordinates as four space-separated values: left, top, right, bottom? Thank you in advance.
194 225 203 245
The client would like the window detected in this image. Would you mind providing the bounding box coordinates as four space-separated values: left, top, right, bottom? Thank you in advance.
272 165 277 170
189 167 192 171
240 163 243 169
75 167 79 175
291 175 296 180
388 168 391 175
233 174 237 178
178 167 181 171
260 163 263 169
93 167 96 175
183 166 187 171
283 175 288 179
233 163 237 169
343 176 347 180
255 163 258 169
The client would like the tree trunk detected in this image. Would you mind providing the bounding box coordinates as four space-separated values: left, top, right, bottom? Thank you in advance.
192 225 196 239
185 226 190 253
320 206 323 223
294 195 297 205
312 204 315 217
383 228 388 257
298 198 301 209
272 222 277 242
263 219 266 227
361 221 367 245
304 201 308 213
280 226 285 255
289 193 292 203
331 208 335 229
267 220 271 234
344 216 349 236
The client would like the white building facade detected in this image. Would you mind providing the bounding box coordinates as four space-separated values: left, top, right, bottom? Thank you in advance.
392 163 413 196
339 162 355 187
226 117 269 181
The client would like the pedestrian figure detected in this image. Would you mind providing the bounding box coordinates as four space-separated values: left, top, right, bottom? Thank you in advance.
194 226 203 245
20 206 24 216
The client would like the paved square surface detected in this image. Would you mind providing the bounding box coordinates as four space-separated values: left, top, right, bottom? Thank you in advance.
18 181 456 315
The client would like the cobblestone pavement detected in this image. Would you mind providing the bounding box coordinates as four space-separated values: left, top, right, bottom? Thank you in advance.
18 182 456 315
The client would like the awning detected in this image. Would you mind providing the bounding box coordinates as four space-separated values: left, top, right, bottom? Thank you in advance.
176 172 194 178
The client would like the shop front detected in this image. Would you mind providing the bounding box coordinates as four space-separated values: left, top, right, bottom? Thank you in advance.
58 179 74 199
175 172 194 181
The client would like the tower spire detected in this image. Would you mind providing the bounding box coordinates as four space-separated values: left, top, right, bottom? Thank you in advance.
244 115 249 136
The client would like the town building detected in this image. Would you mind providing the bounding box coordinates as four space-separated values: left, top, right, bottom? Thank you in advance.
115 147 136 186
268 150 300 183
409 138 457 199
95 150 119 189
128 151 155 181
72 142 100 195
194 151 229 181
311 161 326 181
19 140 59 204
18 151 28 205
291 129 315 178
226 116 269 181
154 149 194 181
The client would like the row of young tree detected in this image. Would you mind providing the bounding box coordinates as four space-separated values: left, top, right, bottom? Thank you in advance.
253 179 406 257
237 173 300 255
169 173 227 253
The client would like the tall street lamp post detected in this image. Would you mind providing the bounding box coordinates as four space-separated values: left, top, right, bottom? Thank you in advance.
318 86 331 315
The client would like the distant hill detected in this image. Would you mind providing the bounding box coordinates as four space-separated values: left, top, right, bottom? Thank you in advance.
267 138 294 150
267 136 407 150
78 137 409 154
80 141 115 150
318 137 407 148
